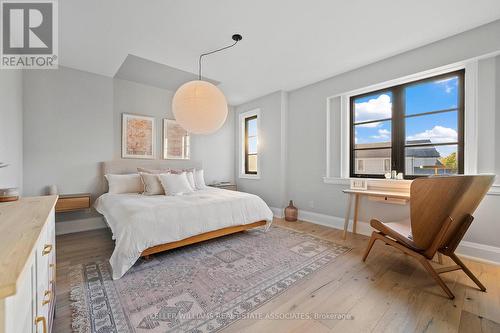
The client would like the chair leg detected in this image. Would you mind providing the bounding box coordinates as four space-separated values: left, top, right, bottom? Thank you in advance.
362 232 378 262
448 253 486 292
419 258 455 299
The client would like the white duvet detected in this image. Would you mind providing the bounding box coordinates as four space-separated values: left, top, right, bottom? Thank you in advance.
94 188 274 279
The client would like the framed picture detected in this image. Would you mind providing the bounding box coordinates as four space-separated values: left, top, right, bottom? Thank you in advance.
163 119 190 160
122 113 155 159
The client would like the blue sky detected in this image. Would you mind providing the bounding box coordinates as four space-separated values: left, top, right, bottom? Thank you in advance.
354 76 459 157
247 118 258 153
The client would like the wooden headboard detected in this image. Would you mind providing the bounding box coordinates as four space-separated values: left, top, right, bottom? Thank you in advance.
100 160 202 193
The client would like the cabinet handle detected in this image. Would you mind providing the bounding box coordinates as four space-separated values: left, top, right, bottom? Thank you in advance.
42 290 52 305
35 316 47 333
50 263 56 283
42 244 53 256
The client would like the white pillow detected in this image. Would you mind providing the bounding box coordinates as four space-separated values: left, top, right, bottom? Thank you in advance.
193 169 208 189
139 172 164 195
105 174 143 194
158 172 195 196
185 171 196 190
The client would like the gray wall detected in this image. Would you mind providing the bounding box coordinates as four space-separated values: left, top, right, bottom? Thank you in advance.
235 91 286 208
0 71 23 191
23 66 235 210
113 78 170 160
191 107 235 185
496 56 500 177
113 78 235 184
477 57 496 175
236 20 500 249
23 67 114 197
286 21 500 247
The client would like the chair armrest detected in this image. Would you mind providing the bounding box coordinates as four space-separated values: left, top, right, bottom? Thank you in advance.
370 218 384 229
424 216 453 259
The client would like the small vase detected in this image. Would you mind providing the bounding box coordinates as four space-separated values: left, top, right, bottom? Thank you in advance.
284 200 298 222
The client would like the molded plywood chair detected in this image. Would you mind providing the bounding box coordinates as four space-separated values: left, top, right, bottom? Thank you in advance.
362 174 495 299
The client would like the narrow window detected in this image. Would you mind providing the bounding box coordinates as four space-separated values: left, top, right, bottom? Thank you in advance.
244 115 258 174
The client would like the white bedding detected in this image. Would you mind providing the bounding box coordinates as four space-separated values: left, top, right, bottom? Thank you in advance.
94 188 274 279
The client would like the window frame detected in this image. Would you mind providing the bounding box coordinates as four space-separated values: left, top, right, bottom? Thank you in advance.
244 115 258 175
349 69 465 179
238 108 261 179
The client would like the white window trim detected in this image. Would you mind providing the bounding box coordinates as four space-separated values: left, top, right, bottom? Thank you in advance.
239 108 261 179
324 60 479 188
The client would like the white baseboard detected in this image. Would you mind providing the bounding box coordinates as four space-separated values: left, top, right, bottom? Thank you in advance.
56 216 107 235
488 183 500 196
296 208 500 265
270 207 284 218
457 241 500 266
297 209 372 236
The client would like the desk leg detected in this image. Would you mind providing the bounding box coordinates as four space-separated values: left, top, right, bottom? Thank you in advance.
353 194 360 235
343 194 353 239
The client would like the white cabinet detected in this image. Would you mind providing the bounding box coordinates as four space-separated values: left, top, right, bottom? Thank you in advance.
0 197 57 333
35 212 56 333
3 255 36 333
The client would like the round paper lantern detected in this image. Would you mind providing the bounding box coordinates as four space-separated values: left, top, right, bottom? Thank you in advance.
172 80 228 134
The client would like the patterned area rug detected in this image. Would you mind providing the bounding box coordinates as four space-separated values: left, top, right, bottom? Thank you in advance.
69 226 350 333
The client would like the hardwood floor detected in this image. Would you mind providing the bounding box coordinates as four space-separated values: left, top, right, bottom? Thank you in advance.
54 218 500 333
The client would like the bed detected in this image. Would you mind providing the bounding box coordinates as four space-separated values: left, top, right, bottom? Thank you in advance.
95 160 274 279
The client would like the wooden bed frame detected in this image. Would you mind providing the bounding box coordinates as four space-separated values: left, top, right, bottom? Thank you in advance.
140 220 267 257
100 161 268 258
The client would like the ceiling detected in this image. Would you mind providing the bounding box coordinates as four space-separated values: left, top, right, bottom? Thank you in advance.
114 55 219 91
60 0 500 105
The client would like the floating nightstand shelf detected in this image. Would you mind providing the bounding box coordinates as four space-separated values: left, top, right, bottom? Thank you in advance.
55 193 91 213
209 183 237 191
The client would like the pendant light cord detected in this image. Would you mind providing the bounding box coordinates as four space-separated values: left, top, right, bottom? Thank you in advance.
198 37 241 81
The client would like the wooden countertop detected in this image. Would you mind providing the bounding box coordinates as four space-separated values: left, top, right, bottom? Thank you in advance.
0 195 58 299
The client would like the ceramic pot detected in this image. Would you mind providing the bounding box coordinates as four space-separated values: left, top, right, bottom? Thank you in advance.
284 200 298 222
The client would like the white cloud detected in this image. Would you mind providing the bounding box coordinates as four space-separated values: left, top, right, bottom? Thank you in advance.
435 77 457 94
407 125 457 143
371 128 391 140
355 94 391 123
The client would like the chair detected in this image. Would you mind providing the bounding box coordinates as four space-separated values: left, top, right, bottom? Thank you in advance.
362 174 495 299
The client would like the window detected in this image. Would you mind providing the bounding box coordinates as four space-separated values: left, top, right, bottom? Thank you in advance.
245 115 258 174
356 160 364 172
350 70 464 179
239 109 260 178
384 159 391 172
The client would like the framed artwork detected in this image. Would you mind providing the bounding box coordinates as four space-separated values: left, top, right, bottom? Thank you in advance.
163 119 190 160
122 113 155 159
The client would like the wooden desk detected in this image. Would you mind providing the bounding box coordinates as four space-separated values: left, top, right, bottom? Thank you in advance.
342 188 410 239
